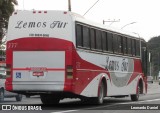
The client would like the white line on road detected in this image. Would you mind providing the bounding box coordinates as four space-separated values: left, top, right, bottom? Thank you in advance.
85 98 160 110
50 98 160 113
51 110 79 113
135 98 160 103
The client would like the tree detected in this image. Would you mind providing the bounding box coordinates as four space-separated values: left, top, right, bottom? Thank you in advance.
0 0 18 57
0 0 18 42
147 36 160 79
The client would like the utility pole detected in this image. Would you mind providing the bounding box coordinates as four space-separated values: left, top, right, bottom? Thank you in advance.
68 0 71 11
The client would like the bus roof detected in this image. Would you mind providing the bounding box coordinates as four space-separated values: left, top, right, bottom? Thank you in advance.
71 12 143 40
10 10 143 41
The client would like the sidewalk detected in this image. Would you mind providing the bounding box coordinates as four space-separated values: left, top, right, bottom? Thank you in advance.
147 81 160 94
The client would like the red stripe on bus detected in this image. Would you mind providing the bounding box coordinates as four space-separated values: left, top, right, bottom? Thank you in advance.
12 68 65 71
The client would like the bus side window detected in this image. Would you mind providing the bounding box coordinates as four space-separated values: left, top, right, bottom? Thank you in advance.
102 31 107 51
132 39 136 56
95 30 102 51
117 35 122 54
136 40 140 56
113 34 118 53
123 37 127 55
90 28 96 50
76 24 83 47
127 38 132 56
82 26 90 49
107 32 113 53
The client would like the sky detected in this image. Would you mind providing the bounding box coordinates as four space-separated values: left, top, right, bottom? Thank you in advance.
15 0 160 41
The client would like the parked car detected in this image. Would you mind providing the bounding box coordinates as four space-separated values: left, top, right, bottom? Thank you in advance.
0 75 22 102
147 76 153 83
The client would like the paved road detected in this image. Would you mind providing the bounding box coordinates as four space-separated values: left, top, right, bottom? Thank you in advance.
0 82 160 113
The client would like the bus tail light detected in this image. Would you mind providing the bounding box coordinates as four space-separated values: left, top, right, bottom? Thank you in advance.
6 64 11 78
66 65 73 79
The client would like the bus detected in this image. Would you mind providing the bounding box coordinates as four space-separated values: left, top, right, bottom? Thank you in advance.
5 10 147 104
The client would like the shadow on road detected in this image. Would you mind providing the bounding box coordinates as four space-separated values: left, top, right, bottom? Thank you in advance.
32 98 132 110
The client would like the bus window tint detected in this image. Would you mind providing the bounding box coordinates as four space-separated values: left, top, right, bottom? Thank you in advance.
76 23 141 58
117 35 122 54
113 34 118 53
107 32 113 52
127 38 132 55
102 31 107 51
136 40 140 56
76 24 83 47
123 37 127 54
90 28 96 49
132 39 136 56
95 30 102 50
82 26 90 48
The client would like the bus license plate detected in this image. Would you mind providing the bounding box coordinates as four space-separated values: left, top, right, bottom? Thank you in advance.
33 71 44 76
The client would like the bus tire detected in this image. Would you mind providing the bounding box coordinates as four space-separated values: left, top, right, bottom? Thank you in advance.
93 82 105 104
16 94 22 102
131 84 140 101
81 82 105 105
40 94 60 104
0 89 4 102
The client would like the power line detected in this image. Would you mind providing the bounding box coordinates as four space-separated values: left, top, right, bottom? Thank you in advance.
103 19 120 25
83 0 100 16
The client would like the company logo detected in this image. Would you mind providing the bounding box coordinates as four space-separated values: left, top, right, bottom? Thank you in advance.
1 105 42 110
15 21 68 29
2 105 11 110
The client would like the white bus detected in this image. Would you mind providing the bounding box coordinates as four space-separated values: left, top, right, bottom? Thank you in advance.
5 10 147 104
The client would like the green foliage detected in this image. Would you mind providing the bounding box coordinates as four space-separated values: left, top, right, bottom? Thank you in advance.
0 0 18 57
0 50 5 55
0 0 18 40
148 36 160 77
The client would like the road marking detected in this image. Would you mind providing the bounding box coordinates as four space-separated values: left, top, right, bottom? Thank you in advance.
85 98 160 110
136 98 160 103
50 98 160 112
51 110 79 113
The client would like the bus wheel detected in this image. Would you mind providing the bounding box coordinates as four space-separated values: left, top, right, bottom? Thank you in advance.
131 84 140 101
16 94 22 101
93 82 105 104
40 94 60 104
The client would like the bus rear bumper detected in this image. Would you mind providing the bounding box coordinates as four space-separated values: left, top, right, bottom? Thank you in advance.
9 81 65 91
